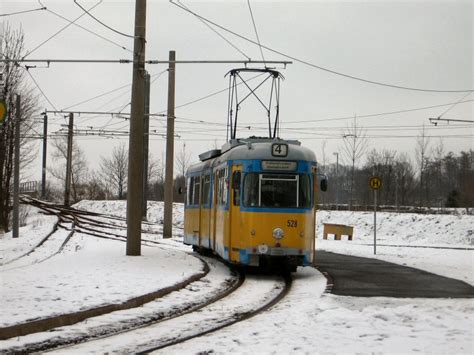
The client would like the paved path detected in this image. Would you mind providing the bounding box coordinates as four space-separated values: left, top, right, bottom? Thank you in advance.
316 251 474 298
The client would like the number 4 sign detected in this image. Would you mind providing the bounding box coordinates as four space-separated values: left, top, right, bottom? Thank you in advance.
272 143 288 157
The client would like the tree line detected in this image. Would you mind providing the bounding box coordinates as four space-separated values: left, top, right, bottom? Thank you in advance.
43 139 190 207
319 146 473 210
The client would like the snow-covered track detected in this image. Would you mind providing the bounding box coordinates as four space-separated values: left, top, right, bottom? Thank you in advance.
20 197 168 246
0 260 242 353
52 273 291 353
0 259 211 342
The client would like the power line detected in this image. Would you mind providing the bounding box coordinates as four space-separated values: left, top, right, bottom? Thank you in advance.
73 0 136 39
61 69 167 111
177 0 250 60
154 72 266 114
282 99 474 124
40 1 133 53
24 68 58 111
0 58 291 65
24 1 103 58
247 0 266 65
61 84 130 111
437 92 472 118
171 0 474 93
0 6 46 17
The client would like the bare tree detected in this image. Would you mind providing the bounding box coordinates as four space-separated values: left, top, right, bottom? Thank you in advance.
415 125 430 206
85 171 107 200
99 143 128 199
49 136 88 203
341 116 368 209
0 24 39 231
175 142 191 178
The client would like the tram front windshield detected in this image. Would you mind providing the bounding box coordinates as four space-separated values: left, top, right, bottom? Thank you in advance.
243 173 311 208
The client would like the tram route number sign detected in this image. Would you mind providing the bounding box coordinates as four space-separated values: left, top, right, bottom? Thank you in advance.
369 176 382 190
272 143 288 157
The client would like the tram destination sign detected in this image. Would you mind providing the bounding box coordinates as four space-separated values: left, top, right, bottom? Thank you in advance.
262 160 297 171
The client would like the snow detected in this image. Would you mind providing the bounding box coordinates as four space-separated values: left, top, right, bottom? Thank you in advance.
1 201 473 353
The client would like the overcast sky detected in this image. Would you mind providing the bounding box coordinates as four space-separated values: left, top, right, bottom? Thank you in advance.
1 0 473 179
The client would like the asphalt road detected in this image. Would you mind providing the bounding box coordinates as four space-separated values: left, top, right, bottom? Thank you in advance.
316 251 474 298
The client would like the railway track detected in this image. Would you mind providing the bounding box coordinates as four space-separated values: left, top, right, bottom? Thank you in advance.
2 197 176 269
2 198 293 353
46 273 291 354
1 198 248 352
0 258 243 353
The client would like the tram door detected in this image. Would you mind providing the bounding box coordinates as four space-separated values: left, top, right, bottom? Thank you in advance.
200 174 211 249
229 166 242 262
211 171 218 250
311 166 318 264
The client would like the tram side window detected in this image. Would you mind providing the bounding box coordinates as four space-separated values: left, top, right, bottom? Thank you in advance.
202 175 211 206
232 171 241 206
216 168 228 206
186 176 201 206
192 176 201 205
186 177 193 206
299 174 311 208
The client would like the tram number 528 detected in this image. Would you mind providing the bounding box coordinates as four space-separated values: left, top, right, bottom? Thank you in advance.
287 220 297 228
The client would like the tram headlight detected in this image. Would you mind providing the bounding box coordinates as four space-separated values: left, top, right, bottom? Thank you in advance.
272 227 284 239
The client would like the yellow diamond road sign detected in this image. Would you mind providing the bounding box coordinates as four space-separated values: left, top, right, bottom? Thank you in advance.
0 100 6 124
370 176 382 190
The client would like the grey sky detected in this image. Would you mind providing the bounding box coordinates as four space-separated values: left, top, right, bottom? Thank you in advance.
1 0 473 179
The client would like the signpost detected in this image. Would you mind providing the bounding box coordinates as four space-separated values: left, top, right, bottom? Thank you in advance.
369 176 382 255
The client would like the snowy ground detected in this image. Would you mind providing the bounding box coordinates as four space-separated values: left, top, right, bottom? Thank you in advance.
1 201 473 354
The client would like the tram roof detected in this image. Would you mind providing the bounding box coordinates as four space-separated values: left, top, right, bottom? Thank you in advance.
187 137 317 174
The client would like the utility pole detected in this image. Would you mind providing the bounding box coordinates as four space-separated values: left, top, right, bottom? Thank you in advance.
41 111 48 199
142 72 150 220
126 0 147 256
163 50 176 239
12 95 20 239
333 152 339 210
64 112 74 206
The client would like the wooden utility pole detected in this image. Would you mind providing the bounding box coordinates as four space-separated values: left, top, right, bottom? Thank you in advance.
64 112 73 206
163 50 176 239
12 95 20 238
142 72 150 220
41 112 47 198
126 0 147 256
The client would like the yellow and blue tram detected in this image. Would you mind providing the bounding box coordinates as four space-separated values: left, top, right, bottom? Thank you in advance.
183 137 326 271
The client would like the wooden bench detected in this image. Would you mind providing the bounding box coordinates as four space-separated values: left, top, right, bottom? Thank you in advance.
323 223 354 241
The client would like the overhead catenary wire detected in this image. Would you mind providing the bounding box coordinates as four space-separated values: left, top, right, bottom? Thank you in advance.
170 0 473 93
154 72 266 114
177 0 251 60
39 0 133 53
0 6 46 17
73 0 136 39
437 92 472 119
61 69 167 111
24 68 59 111
23 0 103 59
247 0 266 66
279 99 474 124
